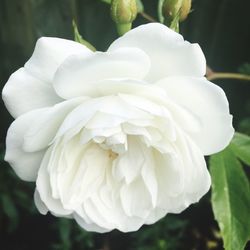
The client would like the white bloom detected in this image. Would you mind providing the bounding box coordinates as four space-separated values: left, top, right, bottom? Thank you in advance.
2 23 234 233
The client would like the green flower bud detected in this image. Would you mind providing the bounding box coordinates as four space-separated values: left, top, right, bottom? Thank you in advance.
111 0 137 24
162 0 183 21
111 0 137 35
162 0 192 30
179 0 191 21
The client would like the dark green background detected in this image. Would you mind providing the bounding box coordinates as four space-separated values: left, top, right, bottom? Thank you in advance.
0 0 250 249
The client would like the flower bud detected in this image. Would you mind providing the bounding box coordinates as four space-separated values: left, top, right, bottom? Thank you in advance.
162 0 183 21
162 0 192 29
111 0 137 35
180 0 191 21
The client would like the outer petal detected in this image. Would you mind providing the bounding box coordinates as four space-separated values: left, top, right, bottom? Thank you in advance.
5 109 46 181
23 97 86 152
2 68 61 118
36 147 72 216
34 189 48 215
5 98 86 181
2 37 92 118
156 76 234 155
25 37 92 83
53 48 150 99
108 23 206 82
73 212 110 233
155 130 211 214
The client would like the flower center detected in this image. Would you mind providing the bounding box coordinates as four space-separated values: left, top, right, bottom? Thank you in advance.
108 149 118 160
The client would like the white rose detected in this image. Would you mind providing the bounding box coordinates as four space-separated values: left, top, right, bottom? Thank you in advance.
2 23 234 233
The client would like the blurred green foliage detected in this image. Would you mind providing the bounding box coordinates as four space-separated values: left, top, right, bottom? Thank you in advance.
0 155 36 232
51 218 95 250
131 215 188 250
237 64 250 136
0 0 250 249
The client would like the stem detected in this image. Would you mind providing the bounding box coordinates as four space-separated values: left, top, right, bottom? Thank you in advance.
207 72 250 81
139 12 157 22
116 23 132 36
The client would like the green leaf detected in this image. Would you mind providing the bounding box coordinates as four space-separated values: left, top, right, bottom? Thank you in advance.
210 147 250 250
230 132 250 165
72 20 96 51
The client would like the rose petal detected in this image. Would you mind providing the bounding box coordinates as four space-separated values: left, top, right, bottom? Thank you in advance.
145 208 167 225
5 109 46 181
25 37 92 83
113 137 145 183
120 177 152 218
56 142 107 209
2 68 61 118
108 23 206 82
83 198 115 230
2 37 91 118
34 189 48 215
55 96 151 139
23 97 86 152
36 147 72 216
53 47 150 99
73 212 111 233
156 76 234 155
155 130 211 213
